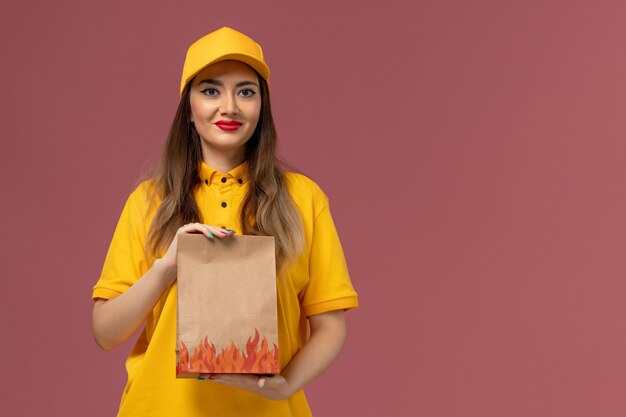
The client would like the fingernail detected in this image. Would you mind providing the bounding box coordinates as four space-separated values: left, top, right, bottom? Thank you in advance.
197 376 206 380
208 375 216 380
208 232 214 239
227 229 234 233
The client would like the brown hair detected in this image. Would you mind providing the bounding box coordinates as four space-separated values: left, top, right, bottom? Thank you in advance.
144 73 304 271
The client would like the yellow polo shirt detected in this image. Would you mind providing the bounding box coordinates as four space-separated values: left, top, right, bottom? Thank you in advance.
92 160 359 417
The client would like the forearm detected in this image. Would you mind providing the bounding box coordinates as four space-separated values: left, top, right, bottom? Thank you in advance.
92 258 176 350
281 310 347 398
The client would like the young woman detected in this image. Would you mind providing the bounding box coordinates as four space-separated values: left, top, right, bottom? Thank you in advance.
92 27 359 416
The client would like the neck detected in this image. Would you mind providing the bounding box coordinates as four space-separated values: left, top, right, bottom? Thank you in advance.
201 145 246 173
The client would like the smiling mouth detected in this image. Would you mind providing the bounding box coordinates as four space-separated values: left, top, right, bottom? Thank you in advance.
215 121 242 131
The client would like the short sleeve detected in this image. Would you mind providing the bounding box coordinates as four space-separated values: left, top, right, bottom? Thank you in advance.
300 187 359 317
92 183 151 301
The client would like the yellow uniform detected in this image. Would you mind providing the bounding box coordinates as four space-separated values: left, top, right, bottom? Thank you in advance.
92 160 359 416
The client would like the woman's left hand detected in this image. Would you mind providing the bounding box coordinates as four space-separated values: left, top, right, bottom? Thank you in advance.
197 311 347 401
198 373 291 400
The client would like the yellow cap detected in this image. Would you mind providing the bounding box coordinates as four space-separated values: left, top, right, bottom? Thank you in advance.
179 27 270 96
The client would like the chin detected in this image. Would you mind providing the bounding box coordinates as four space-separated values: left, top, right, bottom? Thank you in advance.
203 139 249 152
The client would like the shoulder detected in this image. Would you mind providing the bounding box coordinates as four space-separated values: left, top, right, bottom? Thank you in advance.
284 172 327 200
121 178 161 220
127 178 160 203
284 172 329 219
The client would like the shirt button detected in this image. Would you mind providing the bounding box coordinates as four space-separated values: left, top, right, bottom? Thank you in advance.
221 177 227 183
221 202 227 208
237 178 243 184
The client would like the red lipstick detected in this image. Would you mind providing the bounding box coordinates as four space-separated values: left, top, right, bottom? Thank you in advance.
215 120 242 131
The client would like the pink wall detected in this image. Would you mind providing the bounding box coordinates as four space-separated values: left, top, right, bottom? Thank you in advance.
2 0 626 415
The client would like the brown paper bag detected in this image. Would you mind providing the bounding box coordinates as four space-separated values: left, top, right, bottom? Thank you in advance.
175 234 279 378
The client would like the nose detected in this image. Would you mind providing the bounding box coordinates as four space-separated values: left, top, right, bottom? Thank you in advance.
220 92 239 116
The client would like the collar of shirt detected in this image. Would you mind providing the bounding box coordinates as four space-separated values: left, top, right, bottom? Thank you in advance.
199 159 250 187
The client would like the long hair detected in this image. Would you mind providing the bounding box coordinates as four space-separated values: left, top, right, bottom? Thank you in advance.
144 73 304 271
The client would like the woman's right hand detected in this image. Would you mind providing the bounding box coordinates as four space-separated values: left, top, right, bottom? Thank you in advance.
93 223 235 351
159 223 235 271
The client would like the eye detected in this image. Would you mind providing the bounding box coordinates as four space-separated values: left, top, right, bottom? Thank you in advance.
239 89 257 98
201 88 219 96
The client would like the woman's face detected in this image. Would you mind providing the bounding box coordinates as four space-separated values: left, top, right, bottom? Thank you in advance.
189 60 261 157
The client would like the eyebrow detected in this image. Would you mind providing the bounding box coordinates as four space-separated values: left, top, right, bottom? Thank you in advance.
197 78 259 88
